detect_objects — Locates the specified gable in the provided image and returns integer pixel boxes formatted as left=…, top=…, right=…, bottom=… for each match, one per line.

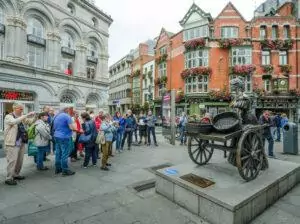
left=155, top=28, right=171, bottom=48
left=180, top=3, right=212, bottom=27
left=215, top=2, right=246, bottom=22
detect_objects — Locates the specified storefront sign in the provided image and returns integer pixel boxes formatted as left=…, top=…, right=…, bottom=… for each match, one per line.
left=0, top=90, right=34, bottom=101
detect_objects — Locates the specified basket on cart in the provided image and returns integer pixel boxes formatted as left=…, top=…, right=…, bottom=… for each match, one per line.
left=212, top=112, right=241, bottom=133
left=186, top=122, right=213, bottom=135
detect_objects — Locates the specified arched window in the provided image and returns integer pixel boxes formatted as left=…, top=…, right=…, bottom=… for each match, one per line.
left=60, top=94, right=74, bottom=103
left=27, top=18, right=44, bottom=38
left=0, top=7, right=4, bottom=24
left=88, top=42, right=97, bottom=57
left=61, top=32, right=74, bottom=49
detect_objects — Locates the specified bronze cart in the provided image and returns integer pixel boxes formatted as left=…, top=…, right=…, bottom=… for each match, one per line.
left=186, top=124, right=268, bottom=182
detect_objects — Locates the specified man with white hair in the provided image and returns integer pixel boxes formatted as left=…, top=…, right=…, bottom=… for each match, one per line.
left=121, top=109, right=136, bottom=150
left=52, top=105, right=77, bottom=176
left=4, top=103, right=35, bottom=185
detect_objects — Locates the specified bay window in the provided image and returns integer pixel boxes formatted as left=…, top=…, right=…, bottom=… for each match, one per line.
left=221, top=27, right=238, bottom=39
left=185, top=50, right=209, bottom=68
left=183, top=25, right=209, bottom=41
left=185, top=76, right=208, bottom=94
left=231, top=48, right=251, bottom=65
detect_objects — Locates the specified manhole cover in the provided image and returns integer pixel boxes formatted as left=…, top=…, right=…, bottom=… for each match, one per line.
left=180, top=173, right=214, bottom=188
left=133, top=181, right=156, bottom=192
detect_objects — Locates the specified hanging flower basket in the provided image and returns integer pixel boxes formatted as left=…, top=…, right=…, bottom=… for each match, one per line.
left=260, top=39, right=293, bottom=50
left=279, top=65, right=292, bottom=74
left=184, top=38, right=206, bottom=51
left=229, top=64, right=256, bottom=76
left=208, top=89, right=231, bottom=101
left=261, top=65, right=274, bottom=73
left=131, top=69, right=141, bottom=77
left=262, top=74, right=272, bottom=80
left=155, top=54, right=168, bottom=64
left=154, top=76, right=168, bottom=85
left=218, top=39, right=243, bottom=49
left=181, top=67, right=212, bottom=79
left=253, top=88, right=266, bottom=97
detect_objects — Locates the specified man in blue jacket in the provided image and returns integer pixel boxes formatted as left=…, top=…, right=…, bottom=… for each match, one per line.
left=259, top=111, right=275, bottom=158
left=121, top=110, right=136, bottom=150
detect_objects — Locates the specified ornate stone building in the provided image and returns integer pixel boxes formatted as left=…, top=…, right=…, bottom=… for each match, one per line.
left=0, top=0, right=112, bottom=131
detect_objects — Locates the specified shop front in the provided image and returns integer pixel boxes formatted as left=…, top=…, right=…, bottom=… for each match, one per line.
left=0, top=89, right=36, bottom=131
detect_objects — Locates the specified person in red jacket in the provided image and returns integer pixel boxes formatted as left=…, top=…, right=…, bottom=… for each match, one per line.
left=70, top=111, right=84, bottom=160
left=95, top=110, right=104, bottom=131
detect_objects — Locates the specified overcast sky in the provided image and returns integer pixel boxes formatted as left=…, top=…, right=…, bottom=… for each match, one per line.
left=95, top=0, right=266, bottom=66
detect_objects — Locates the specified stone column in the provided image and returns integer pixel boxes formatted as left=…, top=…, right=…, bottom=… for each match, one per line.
left=97, top=53, right=109, bottom=80
left=74, top=43, right=87, bottom=78
left=46, top=31, right=61, bottom=71
left=5, top=16, right=27, bottom=63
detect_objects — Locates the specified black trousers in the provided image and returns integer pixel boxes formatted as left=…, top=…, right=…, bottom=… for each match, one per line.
left=121, top=131, right=133, bottom=148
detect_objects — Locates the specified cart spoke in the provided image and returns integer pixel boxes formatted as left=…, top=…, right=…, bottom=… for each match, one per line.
left=192, top=148, right=200, bottom=155
left=200, top=151, right=203, bottom=163
left=195, top=149, right=201, bottom=161
left=242, top=159, right=250, bottom=170
left=241, top=155, right=250, bottom=161
left=203, top=149, right=208, bottom=162
left=205, top=148, right=212, bottom=155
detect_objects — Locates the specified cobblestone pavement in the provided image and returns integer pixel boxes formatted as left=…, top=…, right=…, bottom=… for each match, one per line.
left=0, top=132, right=299, bottom=224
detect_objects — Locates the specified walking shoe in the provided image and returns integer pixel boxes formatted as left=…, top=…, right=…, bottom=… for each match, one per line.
left=79, top=153, right=84, bottom=157
left=14, top=176, right=25, bottom=180
left=83, top=166, right=88, bottom=169
left=37, top=167, right=49, bottom=171
left=5, top=179, right=17, bottom=186
left=138, top=141, right=142, bottom=145
left=127, top=147, right=131, bottom=150
left=155, top=143, right=159, bottom=146
left=147, top=143, right=150, bottom=146
left=62, top=170, right=76, bottom=176
left=93, top=164, right=97, bottom=167
left=268, top=155, right=277, bottom=159
left=55, top=169, right=62, bottom=174
left=101, top=167, right=109, bottom=171
left=106, top=163, right=112, bottom=166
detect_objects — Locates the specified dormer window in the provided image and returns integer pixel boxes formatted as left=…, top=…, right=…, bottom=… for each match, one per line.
left=183, top=25, right=208, bottom=41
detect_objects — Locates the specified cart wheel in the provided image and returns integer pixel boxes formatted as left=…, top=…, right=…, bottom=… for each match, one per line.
left=188, top=136, right=214, bottom=166
left=236, top=129, right=264, bottom=181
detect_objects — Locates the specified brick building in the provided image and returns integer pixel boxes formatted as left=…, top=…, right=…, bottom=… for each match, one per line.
left=252, top=0, right=300, bottom=120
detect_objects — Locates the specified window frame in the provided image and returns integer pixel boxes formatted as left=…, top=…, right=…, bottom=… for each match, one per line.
left=279, top=51, right=288, bottom=65
left=27, top=18, right=44, bottom=38
left=27, top=44, right=44, bottom=68
left=271, top=25, right=278, bottom=40
left=185, top=49, right=209, bottom=69
left=185, top=75, right=209, bottom=94
left=260, top=26, right=267, bottom=40
left=183, top=25, right=209, bottom=41
left=158, top=62, right=167, bottom=77
left=261, top=51, right=271, bottom=65
left=264, top=80, right=271, bottom=92
left=221, top=26, right=239, bottom=39
left=61, top=32, right=75, bottom=49
left=231, top=47, right=252, bottom=66
left=283, top=25, right=290, bottom=39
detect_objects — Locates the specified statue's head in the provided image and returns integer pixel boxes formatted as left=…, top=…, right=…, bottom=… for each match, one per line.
left=230, top=77, right=245, bottom=92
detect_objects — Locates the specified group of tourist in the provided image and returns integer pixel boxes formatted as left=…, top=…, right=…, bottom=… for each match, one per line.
left=2, top=103, right=159, bottom=186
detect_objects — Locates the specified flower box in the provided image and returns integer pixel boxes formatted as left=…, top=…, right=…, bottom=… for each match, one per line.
left=262, top=74, right=272, bottom=80
left=253, top=88, right=266, bottom=97
left=279, top=65, right=292, bottom=74
left=155, top=54, right=168, bottom=64
left=181, top=67, right=212, bottom=79
left=218, top=39, right=243, bottom=49
left=261, top=65, right=274, bottom=73
left=154, top=76, right=168, bottom=85
left=131, top=69, right=141, bottom=77
left=184, top=38, right=206, bottom=51
left=260, top=39, right=293, bottom=50
left=229, top=64, right=256, bottom=76
left=208, top=89, right=231, bottom=101
left=289, top=89, right=300, bottom=96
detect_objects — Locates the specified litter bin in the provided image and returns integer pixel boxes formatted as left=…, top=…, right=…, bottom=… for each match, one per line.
left=282, top=122, right=298, bottom=155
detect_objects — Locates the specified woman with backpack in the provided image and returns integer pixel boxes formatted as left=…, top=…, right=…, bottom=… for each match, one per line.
left=33, top=112, right=52, bottom=171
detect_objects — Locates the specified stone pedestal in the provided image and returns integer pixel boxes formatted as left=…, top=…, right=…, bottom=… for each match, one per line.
left=155, top=160, right=300, bottom=224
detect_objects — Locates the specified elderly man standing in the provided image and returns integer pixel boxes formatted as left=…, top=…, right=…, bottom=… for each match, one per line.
left=53, top=106, right=77, bottom=176
left=4, top=103, right=35, bottom=185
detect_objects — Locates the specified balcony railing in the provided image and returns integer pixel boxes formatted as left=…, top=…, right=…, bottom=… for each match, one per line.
left=87, top=56, right=98, bottom=63
left=27, top=34, right=46, bottom=46
left=0, top=23, right=5, bottom=34
left=61, top=47, right=76, bottom=56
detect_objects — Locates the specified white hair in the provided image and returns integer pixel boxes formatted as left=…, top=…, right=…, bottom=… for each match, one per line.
left=12, top=103, right=24, bottom=110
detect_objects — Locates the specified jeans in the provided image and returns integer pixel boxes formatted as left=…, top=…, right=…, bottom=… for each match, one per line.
left=70, top=135, right=80, bottom=159
left=37, top=146, right=49, bottom=169
left=83, top=145, right=97, bottom=167
left=116, top=131, right=123, bottom=150
left=263, top=135, right=274, bottom=157
left=180, top=126, right=186, bottom=144
left=121, top=130, right=133, bottom=149
left=55, top=137, right=71, bottom=172
left=276, top=127, right=281, bottom=141
left=147, top=127, right=157, bottom=144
